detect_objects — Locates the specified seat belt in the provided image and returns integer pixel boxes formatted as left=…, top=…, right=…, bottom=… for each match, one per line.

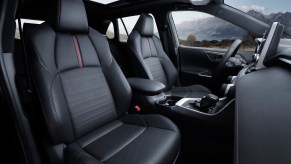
left=162, top=23, right=181, bottom=87
left=161, top=24, right=169, bottom=54
left=16, top=0, right=34, bottom=106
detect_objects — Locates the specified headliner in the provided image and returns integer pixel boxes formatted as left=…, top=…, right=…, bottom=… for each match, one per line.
left=19, top=0, right=221, bottom=21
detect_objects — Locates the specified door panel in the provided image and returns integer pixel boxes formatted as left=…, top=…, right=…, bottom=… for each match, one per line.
left=179, top=46, right=254, bottom=86
left=179, top=46, right=225, bottom=86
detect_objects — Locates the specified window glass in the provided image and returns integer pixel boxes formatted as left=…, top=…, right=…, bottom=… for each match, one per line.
left=171, top=11, right=257, bottom=51
left=15, top=19, right=44, bottom=39
left=106, top=22, right=115, bottom=39
left=118, top=18, right=129, bottom=42
left=118, top=14, right=159, bottom=42
left=225, top=0, right=291, bottom=34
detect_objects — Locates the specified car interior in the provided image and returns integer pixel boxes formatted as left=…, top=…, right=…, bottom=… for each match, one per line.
left=1, top=0, right=291, bottom=163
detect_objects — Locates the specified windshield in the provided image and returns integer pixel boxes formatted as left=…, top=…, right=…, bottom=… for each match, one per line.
left=224, top=0, right=291, bottom=35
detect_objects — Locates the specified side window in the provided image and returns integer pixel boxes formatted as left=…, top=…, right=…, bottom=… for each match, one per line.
left=171, top=11, right=257, bottom=51
left=106, top=22, right=115, bottom=39
left=118, top=14, right=159, bottom=42
left=118, top=17, right=132, bottom=42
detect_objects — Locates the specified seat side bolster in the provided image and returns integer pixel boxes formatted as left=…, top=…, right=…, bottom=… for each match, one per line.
left=152, top=35, right=178, bottom=89
left=128, top=31, right=154, bottom=79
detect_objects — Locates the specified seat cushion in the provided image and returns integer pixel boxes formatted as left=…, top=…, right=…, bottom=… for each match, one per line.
left=166, top=85, right=211, bottom=98
left=65, top=114, right=180, bottom=164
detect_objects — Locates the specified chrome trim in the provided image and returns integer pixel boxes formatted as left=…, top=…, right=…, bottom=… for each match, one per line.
left=279, top=58, right=291, bottom=65
left=175, top=98, right=200, bottom=107
left=198, top=72, right=212, bottom=78
left=176, top=98, right=235, bottom=116
left=224, top=84, right=234, bottom=96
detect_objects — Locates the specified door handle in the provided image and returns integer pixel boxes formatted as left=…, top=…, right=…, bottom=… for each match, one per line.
left=198, top=71, right=212, bottom=78
left=203, top=51, right=225, bottom=62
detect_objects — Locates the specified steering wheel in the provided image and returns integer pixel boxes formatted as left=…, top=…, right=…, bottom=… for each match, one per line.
left=212, top=39, right=242, bottom=79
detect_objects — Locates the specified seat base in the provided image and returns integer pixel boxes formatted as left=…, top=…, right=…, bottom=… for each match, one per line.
left=166, top=85, right=211, bottom=98
left=65, top=114, right=180, bottom=164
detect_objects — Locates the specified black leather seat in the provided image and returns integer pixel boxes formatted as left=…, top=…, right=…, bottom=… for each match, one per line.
left=128, top=14, right=211, bottom=98
left=25, top=0, right=180, bottom=163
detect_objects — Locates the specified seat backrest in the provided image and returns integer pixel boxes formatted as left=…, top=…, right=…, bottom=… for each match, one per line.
left=25, top=0, right=132, bottom=144
left=128, top=14, right=178, bottom=90
left=98, top=20, right=135, bottom=77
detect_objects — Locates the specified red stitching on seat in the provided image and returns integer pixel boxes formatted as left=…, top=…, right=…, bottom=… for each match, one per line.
left=72, top=35, right=83, bottom=68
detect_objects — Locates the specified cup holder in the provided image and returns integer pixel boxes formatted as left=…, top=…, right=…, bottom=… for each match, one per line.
left=156, top=96, right=183, bottom=107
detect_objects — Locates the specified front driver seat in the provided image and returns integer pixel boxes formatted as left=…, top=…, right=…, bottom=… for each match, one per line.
left=26, top=0, right=180, bottom=163
left=128, top=14, right=212, bottom=98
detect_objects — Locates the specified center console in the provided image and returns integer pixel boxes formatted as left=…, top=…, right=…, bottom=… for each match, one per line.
left=154, top=93, right=234, bottom=128
left=156, top=95, right=183, bottom=107
left=176, top=97, right=228, bottom=115
left=156, top=95, right=230, bottom=115
left=127, top=78, right=235, bottom=129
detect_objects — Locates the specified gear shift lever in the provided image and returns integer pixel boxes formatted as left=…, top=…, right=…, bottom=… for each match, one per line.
left=194, top=94, right=219, bottom=111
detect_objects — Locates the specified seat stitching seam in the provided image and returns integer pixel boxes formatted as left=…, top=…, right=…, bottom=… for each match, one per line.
left=103, top=126, right=146, bottom=161
left=124, top=116, right=175, bottom=132
left=82, top=122, right=123, bottom=147
left=31, top=27, right=53, bottom=75
left=87, top=32, right=102, bottom=67
left=88, top=30, right=113, bottom=68
left=50, top=75, right=69, bottom=142
left=152, top=36, right=169, bottom=87
left=29, top=64, right=56, bottom=141
left=68, top=147, right=93, bottom=164
left=58, top=74, right=77, bottom=139
left=146, top=126, right=176, bottom=132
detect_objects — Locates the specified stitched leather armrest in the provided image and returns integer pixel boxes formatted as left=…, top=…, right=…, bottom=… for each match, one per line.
left=127, top=78, right=166, bottom=96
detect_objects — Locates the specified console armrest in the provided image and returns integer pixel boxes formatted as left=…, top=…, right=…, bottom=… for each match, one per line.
left=127, top=78, right=166, bottom=96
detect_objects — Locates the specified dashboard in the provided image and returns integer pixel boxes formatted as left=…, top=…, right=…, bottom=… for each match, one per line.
left=238, top=22, right=285, bottom=77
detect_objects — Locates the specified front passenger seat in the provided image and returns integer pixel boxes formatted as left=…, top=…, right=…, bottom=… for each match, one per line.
left=128, top=14, right=212, bottom=98
left=26, top=0, right=180, bottom=163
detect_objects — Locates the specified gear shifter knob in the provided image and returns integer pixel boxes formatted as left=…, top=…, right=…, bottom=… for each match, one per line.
left=194, top=94, right=219, bottom=110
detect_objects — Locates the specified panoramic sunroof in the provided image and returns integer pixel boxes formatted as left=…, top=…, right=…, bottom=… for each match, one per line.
left=89, top=0, right=119, bottom=5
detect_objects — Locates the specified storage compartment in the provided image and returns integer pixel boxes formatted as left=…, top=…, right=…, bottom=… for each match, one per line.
left=156, top=96, right=183, bottom=107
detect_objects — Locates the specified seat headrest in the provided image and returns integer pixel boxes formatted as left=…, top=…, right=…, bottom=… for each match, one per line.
left=133, top=14, right=154, bottom=37
left=48, top=0, right=88, bottom=33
